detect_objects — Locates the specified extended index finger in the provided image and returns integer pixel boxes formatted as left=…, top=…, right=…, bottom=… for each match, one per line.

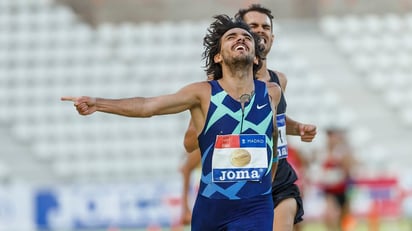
left=61, top=96, right=77, bottom=102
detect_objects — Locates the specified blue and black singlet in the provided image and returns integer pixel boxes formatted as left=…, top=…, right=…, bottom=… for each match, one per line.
left=269, top=70, right=299, bottom=197
left=191, top=79, right=275, bottom=231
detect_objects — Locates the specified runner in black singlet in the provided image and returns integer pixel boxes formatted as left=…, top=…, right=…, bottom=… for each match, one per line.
left=268, top=70, right=304, bottom=225
left=236, top=5, right=317, bottom=231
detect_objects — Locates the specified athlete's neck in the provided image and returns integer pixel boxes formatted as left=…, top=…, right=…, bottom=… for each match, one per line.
left=218, top=77, right=255, bottom=101
left=255, top=60, right=270, bottom=82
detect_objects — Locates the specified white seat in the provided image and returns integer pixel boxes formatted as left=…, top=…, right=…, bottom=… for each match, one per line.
left=52, top=5, right=76, bottom=26
left=374, top=52, right=395, bottom=71
left=96, top=22, right=117, bottom=44
left=336, top=36, right=358, bottom=55
left=0, top=10, right=13, bottom=30
left=348, top=126, right=372, bottom=150
left=400, top=107, right=412, bottom=127
left=382, top=13, right=404, bottom=33
left=0, top=161, right=10, bottom=179
left=341, top=14, right=362, bottom=35
left=400, top=32, right=412, bottom=53
left=52, top=160, right=72, bottom=178
left=33, top=141, right=56, bottom=159
left=365, top=70, right=388, bottom=92
left=405, top=12, right=412, bottom=31
left=391, top=70, right=409, bottom=90
left=350, top=53, right=373, bottom=73
left=383, top=89, right=404, bottom=109
left=117, top=22, right=138, bottom=44
left=69, top=24, right=94, bottom=46
left=380, top=34, right=400, bottom=53
left=362, top=14, right=382, bottom=35
left=175, top=20, right=205, bottom=43
left=156, top=20, right=177, bottom=44
left=136, top=21, right=157, bottom=45
left=358, top=35, right=379, bottom=54
left=319, top=15, right=342, bottom=38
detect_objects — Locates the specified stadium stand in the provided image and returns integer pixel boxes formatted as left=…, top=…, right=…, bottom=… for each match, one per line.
left=2, top=1, right=412, bottom=230
left=0, top=0, right=411, bottom=186
left=317, top=12, right=412, bottom=176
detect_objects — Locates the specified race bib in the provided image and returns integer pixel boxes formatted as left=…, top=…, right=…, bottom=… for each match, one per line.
left=212, top=134, right=268, bottom=182
left=276, top=113, right=288, bottom=159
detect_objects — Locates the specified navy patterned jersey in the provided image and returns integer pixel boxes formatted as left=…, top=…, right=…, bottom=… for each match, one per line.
left=197, top=79, right=275, bottom=200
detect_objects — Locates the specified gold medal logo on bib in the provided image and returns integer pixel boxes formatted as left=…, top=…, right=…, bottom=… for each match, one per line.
left=230, top=149, right=251, bottom=167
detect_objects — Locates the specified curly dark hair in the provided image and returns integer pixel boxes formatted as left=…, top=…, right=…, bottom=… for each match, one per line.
left=202, top=14, right=263, bottom=80
left=234, top=4, right=274, bottom=32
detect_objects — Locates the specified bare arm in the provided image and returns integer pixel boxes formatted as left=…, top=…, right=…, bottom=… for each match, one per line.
left=267, top=82, right=281, bottom=181
left=274, top=70, right=288, bottom=92
left=274, top=70, right=317, bottom=142
left=61, top=82, right=206, bottom=118
left=183, top=119, right=199, bottom=153
left=181, top=75, right=214, bottom=154
left=285, top=116, right=317, bottom=142
left=180, top=149, right=201, bottom=225
left=271, top=154, right=279, bottom=182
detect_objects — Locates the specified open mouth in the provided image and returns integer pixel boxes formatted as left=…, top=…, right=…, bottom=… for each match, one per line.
left=258, top=38, right=266, bottom=52
left=260, top=37, right=266, bottom=46
left=234, top=44, right=247, bottom=51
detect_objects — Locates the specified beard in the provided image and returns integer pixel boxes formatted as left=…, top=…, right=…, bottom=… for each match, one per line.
left=258, top=38, right=271, bottom=58
left=258, top=38, right=266, bottom=53
left=224, top=53, right=255, bottom=70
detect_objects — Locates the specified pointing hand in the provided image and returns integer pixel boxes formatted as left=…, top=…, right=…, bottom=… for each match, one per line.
left=61, top=96, right=97, bottom=116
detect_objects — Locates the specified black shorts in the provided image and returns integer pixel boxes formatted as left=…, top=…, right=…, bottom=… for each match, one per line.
left=325, top=191, right=347, bottom=209
left=272, top=183, right=304, bottom=224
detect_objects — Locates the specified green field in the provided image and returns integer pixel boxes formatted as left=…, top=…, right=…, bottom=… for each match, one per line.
left=98, top=218, right=411, bottom=231
left=300, top=219, right=412, bottom=231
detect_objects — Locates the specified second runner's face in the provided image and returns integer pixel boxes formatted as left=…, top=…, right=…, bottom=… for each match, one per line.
left=242, top=11, right=274, bottom=57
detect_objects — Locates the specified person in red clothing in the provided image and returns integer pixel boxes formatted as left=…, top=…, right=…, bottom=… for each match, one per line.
left=319, top=128, right=356, bottom=231
left=285, top=143, right=308, bottom=231
left=287, top=144, right=307, bottom=194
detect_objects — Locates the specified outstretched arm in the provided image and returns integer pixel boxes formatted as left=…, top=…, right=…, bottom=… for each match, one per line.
left=61, top=96, right=152, bottom=117
left=61, top=82, right=206, bottom=118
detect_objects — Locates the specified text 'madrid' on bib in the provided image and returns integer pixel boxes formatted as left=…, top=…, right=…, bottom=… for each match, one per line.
left=212, top=134, right=268, bottom=182
left=277, top=113, right=288, bottom=159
